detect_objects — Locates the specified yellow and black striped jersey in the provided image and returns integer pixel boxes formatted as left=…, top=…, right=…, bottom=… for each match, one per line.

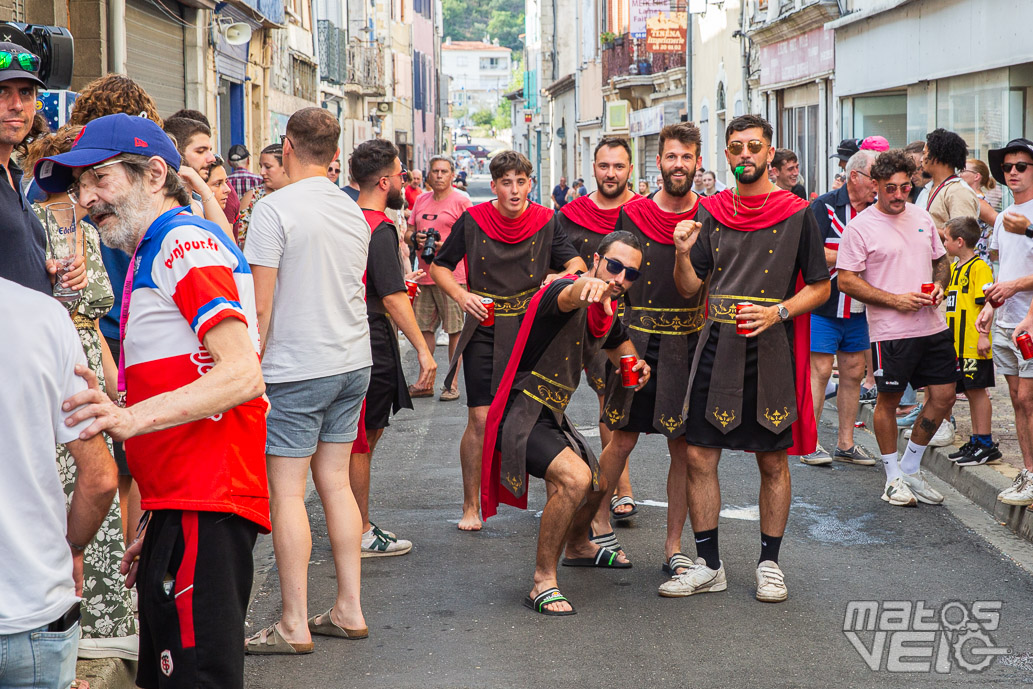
left=945, top=256, right=993, bottom=360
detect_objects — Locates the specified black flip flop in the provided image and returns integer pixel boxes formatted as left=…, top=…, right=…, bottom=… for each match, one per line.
left=662, top=552, right=695, bottom=576
left=524, top=587, right=576, bottom=616
left=561, top=546, right=632, bottom=568
left=589, top=529, right=624, bottom=554
left=610, top=495, right=638, bottom=520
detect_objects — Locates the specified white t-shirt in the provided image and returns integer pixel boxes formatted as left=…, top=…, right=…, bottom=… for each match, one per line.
left=0, top=278, right=92, bottom=634
left=244, top=176, right=372, bottom=383
left=989, top=198, right=1033, bottom=328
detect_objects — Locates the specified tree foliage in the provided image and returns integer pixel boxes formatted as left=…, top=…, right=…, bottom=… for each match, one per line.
left=443, top=0, right=524, bottom=53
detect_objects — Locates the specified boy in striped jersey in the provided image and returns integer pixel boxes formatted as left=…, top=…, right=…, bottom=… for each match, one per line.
left=943, top=216, right=1000, bottom=464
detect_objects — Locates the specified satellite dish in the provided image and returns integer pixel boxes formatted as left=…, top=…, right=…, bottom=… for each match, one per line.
left=223, top=22, right=252, bottom=46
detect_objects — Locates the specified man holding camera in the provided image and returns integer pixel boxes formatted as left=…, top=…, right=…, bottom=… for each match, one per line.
left=406, top=154, right=472, bottom=401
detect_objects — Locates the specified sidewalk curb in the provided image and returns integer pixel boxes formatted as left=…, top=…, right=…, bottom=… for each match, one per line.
left=854, top=402, right=1033, bottom=544
left=75, top=657, right=137, bottom=689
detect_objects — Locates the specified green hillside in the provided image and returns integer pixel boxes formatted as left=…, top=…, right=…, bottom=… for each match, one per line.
left=442, top=0, right=524, bottom=53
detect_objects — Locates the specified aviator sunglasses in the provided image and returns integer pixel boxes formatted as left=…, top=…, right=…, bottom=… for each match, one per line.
left=604, top=257, right=641, bottom=281
left=726, top=139, right=766, bottom=156
left=0, top=50, right=40, bottom=72
left=1002, top=162, right=1032, bottom=174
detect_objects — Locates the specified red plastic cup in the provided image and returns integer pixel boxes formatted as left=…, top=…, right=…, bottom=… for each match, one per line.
left=736, top=302, right=753, bottom=335
left=480, top=297, right=495, bottom=326
left=1018, top=332, right=1033, bottom=360
left=921, top=283, right=935, bottom=295
left=620, top=355, right=639, bottom=388
left=405, top=280, right=418, bottom=304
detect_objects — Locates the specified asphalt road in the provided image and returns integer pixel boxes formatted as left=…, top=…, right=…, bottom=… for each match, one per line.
left=244, top=178, right=1033, bottom=688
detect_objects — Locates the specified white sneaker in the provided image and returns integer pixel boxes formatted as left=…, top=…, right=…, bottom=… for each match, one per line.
left=902, top=419, right=954, bottom=447
left=77, top=634, right=139, bottom=661
left=658, top=558, right=727, bottom=598
left=902, top=470, right=944, bottom=505
left=435, top=330, right=449, bottom=346
left=360, top=524, right=413, bottom=558
left=800, top=445, right=833, bottom=466
left=755, top=560, right=788, bottom=602
left=999, top=470, right=1033, bottom=506
left=881, top=477, right=918, bottom=507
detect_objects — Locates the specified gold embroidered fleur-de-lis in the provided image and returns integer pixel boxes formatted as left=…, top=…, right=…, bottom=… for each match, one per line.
left=536, top=385, right=570, bottom=410
left=764, top=406, right=791, bottom=427
left=606, top=407, right=625, bottom=425
left=712, top=407, right=736, bottom=428
left=504, top=473, right=523, bottom=493
left=660, top=414, right=683, bottom=433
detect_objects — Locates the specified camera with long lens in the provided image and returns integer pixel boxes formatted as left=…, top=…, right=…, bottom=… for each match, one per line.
left=2, top=23, right=74, bottom=90
left=420, top=228, right=441, bottom=263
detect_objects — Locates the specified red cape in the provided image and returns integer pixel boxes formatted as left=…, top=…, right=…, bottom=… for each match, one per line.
left=787, top=274, right=817, bottom=456
left=559, top=193, right=639, bottom=234
left=699, top=187, right=807, bottom=232
left=621, top=194, right=699, bottom=244
left=480, top=275, right=602, bottom=519
left=467, top=200, right=553, bottom=244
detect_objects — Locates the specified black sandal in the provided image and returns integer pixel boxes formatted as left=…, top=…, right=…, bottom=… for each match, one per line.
left=610, top=495, right=638, bottom=520
left=524, top=587, right=576, bottom=616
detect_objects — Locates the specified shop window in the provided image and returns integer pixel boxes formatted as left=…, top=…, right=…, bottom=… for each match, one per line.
left=782, top=104, right=818, bottom=196
left=852, top=94, right=907, bottom=148
left=935, top=69, right=1009, bottom=163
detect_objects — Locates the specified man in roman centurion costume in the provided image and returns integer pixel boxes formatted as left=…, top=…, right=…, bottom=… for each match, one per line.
left=556, top=136, right=640, bottom=522
left=586, top=122, right=707, bottom=574
left=430, top=151, right=586, bottom=531
left=669, top=113, right=830, bottom=603
left=480, top=231, right=649, bottom=616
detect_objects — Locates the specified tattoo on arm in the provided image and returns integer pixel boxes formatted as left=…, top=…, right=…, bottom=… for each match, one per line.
left=918, top=416, right=938, bottom=434
left=932, top=255, right=950, bottom=288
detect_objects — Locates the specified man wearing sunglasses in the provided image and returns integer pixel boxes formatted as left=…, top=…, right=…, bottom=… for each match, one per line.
left=0, top=42, right=87, bottom=296
left=481, top=230, right=649, bottom=615
left=599, top=122, right=708, bottom=574
left=431, top=150, right=585, bottom=532
left=837, top=150, right=958, bottom=509
left=977, top=138, right=1033, bottom=507
left=671, top=114, right=830, bottom=603
left=556, top=136, right=641, bottom=528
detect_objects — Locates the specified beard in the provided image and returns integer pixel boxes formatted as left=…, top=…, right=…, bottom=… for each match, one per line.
left=92, top=184, right=153, bottom=253
left=660, top=164, right=695, bottom=197
left=737, top=163, right=769, bottom=185
left=921, top=169, right=933, bottom=181
left=387, top=186, right=405, bottom=210
left=596, top=176, right=628, bottom=199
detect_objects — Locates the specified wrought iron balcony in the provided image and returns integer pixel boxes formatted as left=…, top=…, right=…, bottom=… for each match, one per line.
left=601, top=33, right=685, bottom=84
left=344, top=40, right=386, bottom=96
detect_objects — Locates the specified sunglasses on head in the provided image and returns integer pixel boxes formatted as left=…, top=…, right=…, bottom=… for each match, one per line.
left=0, top=50, right=40, bottom=72
left=726, top=139, right=765, bottom=155
left=603, top=257, right=641, bottom=282
left=1002, top=162, right=1033, bottom=174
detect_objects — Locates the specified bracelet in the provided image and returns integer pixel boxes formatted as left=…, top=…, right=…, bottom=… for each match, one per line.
left=202, top=193, right=215, bottom=205
left=66, top=537, right=88, bottom=552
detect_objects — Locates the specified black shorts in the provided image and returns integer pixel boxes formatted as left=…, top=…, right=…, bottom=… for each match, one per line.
left=957, top=358, right=995, bottom=392
left=871, top=330, right=960, bottom=393
left=364, top=315, right=412, bottom=430
left=136, top=510, right=258, bottom=689
left=462, top=325, right=495, bottom=408
left=103, top=336, right=131, bottom=477
left=620, top=333, right=661, bottom=434
left=508, top=407, right=589, bottom=479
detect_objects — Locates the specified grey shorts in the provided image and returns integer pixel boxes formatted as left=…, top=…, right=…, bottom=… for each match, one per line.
left=264, top=367, right=372, bottom=457
left=993, top=325, right=1033, bottom=378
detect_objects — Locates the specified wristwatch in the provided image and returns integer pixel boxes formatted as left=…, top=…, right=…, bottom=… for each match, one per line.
left=776, top=304, right=790, bottom=321
left=1024, top=224, right=1033, bottom=239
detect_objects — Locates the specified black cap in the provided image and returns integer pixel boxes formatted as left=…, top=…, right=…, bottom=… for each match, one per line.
left=830, top=138, right=861, bottom=163
left=0, top=42, right=45, bottom=89
left=227, top=144, right=250, bottom=162
left=988, top=138, right=1033, bottom=185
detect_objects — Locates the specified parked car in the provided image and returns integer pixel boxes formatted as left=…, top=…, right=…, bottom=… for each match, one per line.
left=455, top=143, right=490, bottom=159
left=453, top=126, right=472, bottom=144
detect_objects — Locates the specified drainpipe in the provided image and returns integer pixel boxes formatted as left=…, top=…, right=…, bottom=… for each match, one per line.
left=109, top=0, right=127, bottom=73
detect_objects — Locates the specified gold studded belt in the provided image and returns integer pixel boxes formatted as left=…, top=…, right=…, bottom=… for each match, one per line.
left=471, top=287, right=539, bottom=318
left=627, top=305, right=705, bottom=335
left=707, top=294, right=781, bottom=324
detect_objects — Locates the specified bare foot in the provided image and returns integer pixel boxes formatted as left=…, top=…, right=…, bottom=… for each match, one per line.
left=529, top=585, right=573, bottom=613
left=327, top=606, right=366, bottom=632
left=458, top=509, right=482, bottom=531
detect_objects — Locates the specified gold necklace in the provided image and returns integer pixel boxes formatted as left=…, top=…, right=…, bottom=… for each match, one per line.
left=732, top=183, right=777, bottom=216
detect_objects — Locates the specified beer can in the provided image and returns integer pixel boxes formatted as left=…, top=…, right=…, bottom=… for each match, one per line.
left=921, top=283, right=935, bottom=295
left=480, top=297, right=495, bottom=327
left=984, top=283, right=1003, bottom=308
left=1018, top=332, right=1033, bottom=360
left=405, top=280, right=419, bottom=304
left=735, top=302, right=753, bottom=335
left=620, top=355, right=639, bottom=388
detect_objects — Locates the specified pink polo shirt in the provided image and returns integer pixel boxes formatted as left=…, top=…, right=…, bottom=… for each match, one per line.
left=835, top=203, right=948, bottom=343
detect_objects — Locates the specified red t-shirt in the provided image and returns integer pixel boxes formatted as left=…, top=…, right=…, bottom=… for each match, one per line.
left=405, top=185, right=423, bottom=211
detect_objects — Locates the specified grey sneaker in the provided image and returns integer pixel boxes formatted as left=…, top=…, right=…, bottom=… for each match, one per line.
left=800, top=445, right=833, bottom=466
left=902, top=470, right=944, bottom=505
left=834, top=445, right=877, bottom=466
left=360, top=523, right=412, bottom=558
left=881, top=477, right=918, bottom=507
left=658, top=558, right=727, bottom=598
left=859, top=385, right=878, bottom=404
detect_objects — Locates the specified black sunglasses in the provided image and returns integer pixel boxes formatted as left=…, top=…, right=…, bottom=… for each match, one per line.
left=1002, top=162, right=1032, bottom=174
left=604, top=257, right=641, bottom=282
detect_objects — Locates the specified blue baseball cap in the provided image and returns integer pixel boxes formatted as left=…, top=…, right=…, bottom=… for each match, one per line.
left=34, top=113, right=181, bottom=193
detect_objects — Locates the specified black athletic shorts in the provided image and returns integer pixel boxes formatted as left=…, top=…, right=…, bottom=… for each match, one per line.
left=870, top=330, right=960, bottom=393
left=103, top=336, right=132, bottom=477
left=462, top=324, right=495, bottom=408
left=620, top=333, right=661, bottom=434
left=957, top=358, right=995, bottom=392
left=136, top=510, right=258, bottom=689
left=364, top=315, right=411, bottom=430
left=497, top=405, right=590, bottom=479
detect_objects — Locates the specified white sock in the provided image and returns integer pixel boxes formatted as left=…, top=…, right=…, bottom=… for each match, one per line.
left=882, top=452, right=902, bottom=481
left=900, top=440, right=927, bottom=475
